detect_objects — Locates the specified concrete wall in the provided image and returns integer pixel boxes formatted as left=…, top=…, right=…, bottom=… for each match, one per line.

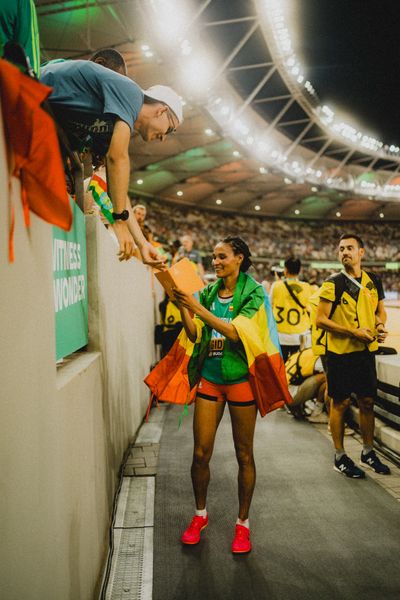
left=0, top=110, right=159, bottom=599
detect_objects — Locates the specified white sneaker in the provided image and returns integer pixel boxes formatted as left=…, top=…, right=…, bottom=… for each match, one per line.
left=308, top=412, right=329, bottom=424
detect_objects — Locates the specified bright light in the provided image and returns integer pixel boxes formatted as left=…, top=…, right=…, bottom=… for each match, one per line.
left=311, top=186, right=318, bottom=192
left=144, top=51, right=154, bottom=58
left=294, top=209, right=300, bottom=215
left=216, top=199, right=222, bottom=205
left=180, top=55, right=215, bottom=95
left=336, top=211, right=341, bottom=217
left=255, top=205, right=261, bottom=211
left=379, top=212, right=385, bottom=218
left=233, top=151, right=240, bottom=157
left=259, top=167, right=268, bottom=174
left=141, top=44, right=150, bottom=51
left=177, top=190, right=183, bottom=196
left=136, top=179, right=143, bottom=185
left=204, top=128, right=214, bottom=136
left=150, top=0, right=191, bottom=44
left=284, top=177, right=292, bottom=184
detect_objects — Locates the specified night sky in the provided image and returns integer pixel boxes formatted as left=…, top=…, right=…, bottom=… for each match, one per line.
left=300, top=0, right=400, bottom=145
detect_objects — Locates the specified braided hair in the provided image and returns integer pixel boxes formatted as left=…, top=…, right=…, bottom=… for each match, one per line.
left=222, top=236, right=252, bottom=272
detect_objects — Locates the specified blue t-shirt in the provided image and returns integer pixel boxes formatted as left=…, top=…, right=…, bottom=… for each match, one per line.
left=41, top=60, right=144, bottom=154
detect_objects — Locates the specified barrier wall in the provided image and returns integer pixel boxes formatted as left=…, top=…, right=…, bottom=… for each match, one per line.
left=0, top=110, right=159, bottom=599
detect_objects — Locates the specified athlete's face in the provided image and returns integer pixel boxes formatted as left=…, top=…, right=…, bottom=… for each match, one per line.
left=212, top=243, right=243, bottom=278
left=338, top=238, right=364, bottom=269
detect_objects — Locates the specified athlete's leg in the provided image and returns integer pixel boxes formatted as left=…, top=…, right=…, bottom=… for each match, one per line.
left=228, top=403, right=257, bottom=520
left=191, top=397, right=225, bottom=510
left=330, top=396, right=351, bottom=451
left=357, top=395, right=375, bottom=447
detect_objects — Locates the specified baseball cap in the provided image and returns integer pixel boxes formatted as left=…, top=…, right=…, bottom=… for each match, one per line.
left=143, top=85, right=184, bottom=124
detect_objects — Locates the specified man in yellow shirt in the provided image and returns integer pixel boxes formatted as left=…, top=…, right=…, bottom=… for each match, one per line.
left=270, top=257, right=311, bottom=361
left=316, top=234, right=391, bottom=478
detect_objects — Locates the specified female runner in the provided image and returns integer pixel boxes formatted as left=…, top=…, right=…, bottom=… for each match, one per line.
left=146, top=236, right=290, bottom=554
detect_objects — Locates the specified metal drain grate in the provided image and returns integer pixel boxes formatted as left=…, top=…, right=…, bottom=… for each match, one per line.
left=114, top=478, right=154, bottom=529
left=103, top=477, right=154, bottom=599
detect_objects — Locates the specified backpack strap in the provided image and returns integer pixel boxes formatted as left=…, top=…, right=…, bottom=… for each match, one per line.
left=283, top=281, right=306, bottom=310
left=328, top=273, right=346, bottom=319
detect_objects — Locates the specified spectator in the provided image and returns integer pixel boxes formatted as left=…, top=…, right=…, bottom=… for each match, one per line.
left=90, top=47, right=127, bottom=75
left=177, top=235, right=205, bottom=279
left=316, top=233, right=391, bottom=478
left=270, top=257, right=312, bottom=361
left=40, top=59, right=183, bottom=262
left=0, top=0, right=40, bottom=76
left=133, top=204, right=147, bottom=230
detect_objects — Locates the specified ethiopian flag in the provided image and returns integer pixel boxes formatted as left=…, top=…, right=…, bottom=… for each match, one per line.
left=88, top=173, right=115, bottom=224
left=145, top=272, right=292, bottom=416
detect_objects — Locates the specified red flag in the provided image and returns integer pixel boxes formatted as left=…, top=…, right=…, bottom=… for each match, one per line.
left=0, top=59, right=72, bottom=246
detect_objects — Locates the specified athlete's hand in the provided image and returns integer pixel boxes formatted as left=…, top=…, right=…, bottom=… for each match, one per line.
left=352, top=327, right=375, bottom=343
left=173, top=287, right=201, bottom=313
left=113, top=221, right=135, bottom=261
left=139, top=241, right=167, bottom=269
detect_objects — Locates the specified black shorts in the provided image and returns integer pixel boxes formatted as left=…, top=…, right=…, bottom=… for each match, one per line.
left=326, top=350, right=377, bottom=401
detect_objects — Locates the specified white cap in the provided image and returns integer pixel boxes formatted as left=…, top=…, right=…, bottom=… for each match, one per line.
left=143, top=85, right=184, bottom=124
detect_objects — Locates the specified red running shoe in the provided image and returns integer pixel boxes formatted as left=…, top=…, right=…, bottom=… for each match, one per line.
left=181, top=514, right=208, bottom=545
left=231, top=524, right=251, bottom=554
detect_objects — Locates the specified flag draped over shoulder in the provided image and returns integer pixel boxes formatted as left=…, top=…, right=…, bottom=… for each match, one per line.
left=145, top=272, right=292, bottom=417
left=0, top=58, right=71, bottom=260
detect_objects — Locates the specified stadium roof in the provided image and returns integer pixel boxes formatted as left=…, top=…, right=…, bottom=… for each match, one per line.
left=37, top=0, right=400, bottom=221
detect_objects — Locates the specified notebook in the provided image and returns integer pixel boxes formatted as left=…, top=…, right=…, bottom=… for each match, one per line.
left=155, top=257, right=204, bottom=300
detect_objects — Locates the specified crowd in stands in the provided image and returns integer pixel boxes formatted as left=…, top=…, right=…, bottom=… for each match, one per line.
left=143, top=199, right=400, bottom=293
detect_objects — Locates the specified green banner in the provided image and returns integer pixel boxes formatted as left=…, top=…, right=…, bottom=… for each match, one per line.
left=53, top=198, right=88, bottom=360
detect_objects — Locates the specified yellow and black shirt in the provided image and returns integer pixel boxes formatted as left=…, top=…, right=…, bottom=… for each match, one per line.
left=271, top=279, right=311, bottom=335
left=319, top=271, right=384, bottom=355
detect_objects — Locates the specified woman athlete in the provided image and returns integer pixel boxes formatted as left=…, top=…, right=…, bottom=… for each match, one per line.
left=145, top=235, right=291, bottom=554
left=173, top=237, right=262, bottom=553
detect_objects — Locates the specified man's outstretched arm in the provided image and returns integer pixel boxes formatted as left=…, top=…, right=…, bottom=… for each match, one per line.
left=106, top=120, right=134, bottom=260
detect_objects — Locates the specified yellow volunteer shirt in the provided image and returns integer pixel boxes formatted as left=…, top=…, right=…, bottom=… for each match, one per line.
left=309, top=288, right=326, bottom=356
left=162, top=301, right=182, bottom=332
left=319, top=271, right=381, bottom=354
left=272, top=279, right=311, bottom=334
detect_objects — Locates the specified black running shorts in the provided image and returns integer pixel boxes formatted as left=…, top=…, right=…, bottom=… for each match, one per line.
left=326, top=350, right=377, bottom=401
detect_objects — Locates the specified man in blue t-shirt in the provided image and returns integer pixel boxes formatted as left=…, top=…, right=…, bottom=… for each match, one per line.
left=41, top=60, right=183, bottom=261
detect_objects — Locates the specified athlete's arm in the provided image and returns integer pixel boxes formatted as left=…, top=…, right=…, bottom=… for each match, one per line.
left=173, top=288, right=240, bottom=342
left=316, top=298, right=374, bottom=343
left=178, top=306, right=197, bottom=343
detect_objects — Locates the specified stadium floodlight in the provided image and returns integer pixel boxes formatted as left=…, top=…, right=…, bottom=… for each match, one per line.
left=180, top=54, right=216, bottom=96
left=336, top=211, right=341, bottom=217
left=379, top=212, right=385, bottom=218
left=255, top=205, right=261, bottom=211
left=216, top=199, right=222, bottom=205
left=177, top=190, right=183, bottom=196
left=137, top=179, right=143, bottom=185
left=259, top=0, right=399, bottom=163
left=294, top=209, right=300, bottom=215
left=148, top=0, right=192, bottom=46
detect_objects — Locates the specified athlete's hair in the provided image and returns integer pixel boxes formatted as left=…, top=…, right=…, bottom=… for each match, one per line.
left=90, top=48, right=127, bottom=75
left=222, top=236, right=252, bottom=272
left=339, top=233, right=364, bottom=248
left=284, top=256, right=301, bottom=275
left=133, top=204, right=146, bottom=212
